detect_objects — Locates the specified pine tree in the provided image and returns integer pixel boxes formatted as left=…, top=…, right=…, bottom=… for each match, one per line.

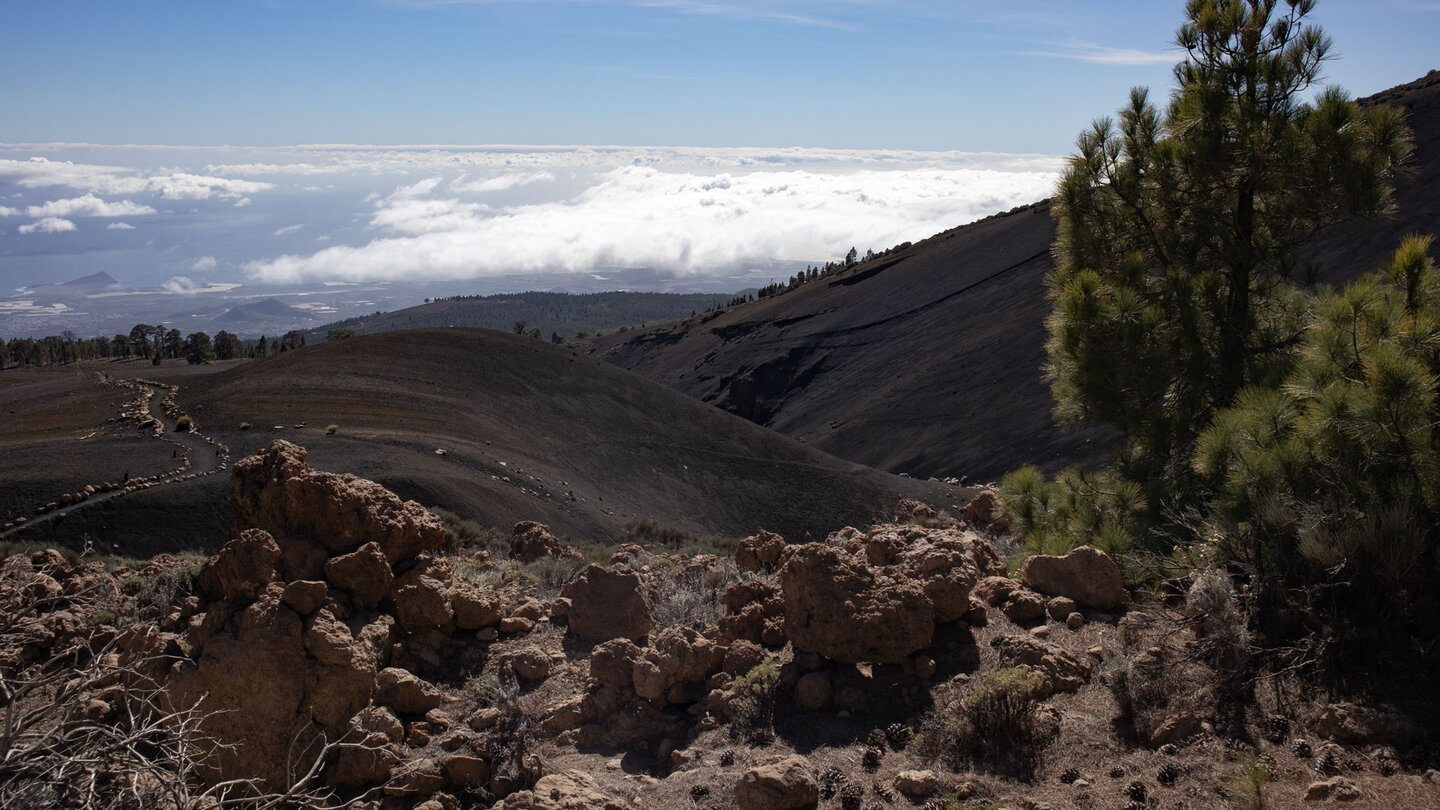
left=1045, top=0, right=1411, bottom=512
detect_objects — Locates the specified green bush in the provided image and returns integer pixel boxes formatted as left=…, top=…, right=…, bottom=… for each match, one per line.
left=120, top=575, right=148, bottom=596
left=1000, top=465, right=1143, bottom=559
left=430, top=507, right=508, bottom=556
left=730, top=658, right=781, bottom=735
left=618, top=519, right=738, bottom=556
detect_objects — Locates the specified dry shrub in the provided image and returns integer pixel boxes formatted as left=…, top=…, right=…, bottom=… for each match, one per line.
left=0, top=559, right=355, bottom=808
left=729, top=658, right=780, bottom=737
left=651, top=559, right=744, bottom=629
left=918, top=667, right=1055, bottom=780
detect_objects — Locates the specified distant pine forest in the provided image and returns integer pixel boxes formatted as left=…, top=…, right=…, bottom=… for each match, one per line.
left=304, top=290, right=752, bottom=343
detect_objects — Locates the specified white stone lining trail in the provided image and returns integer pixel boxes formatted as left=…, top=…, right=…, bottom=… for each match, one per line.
left=0, top=373, right=231, bottom=541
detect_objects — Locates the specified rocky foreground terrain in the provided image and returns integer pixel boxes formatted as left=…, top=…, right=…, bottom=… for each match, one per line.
left=3, top=442, right=1437, bottom=809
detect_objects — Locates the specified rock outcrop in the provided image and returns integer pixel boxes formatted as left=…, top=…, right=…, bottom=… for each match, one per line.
left=229, top=440, right=446, bottom=570
left=161, top=441, right=509, bottom=790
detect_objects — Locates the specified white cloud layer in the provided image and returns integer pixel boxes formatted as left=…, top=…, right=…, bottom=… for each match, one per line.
left=247, top=163, right=1058, bottom=283
left=163, top=276, right=201, bottom=294
left=0, top=205, right=18, bottom=216
left=25, top=193, right=156, bottom=218
left=107, top=222, right=136, bottom=230
left=18, top=216, right=76, bottom=235
left=198, top=144, right=1061, bottom=178
left=0, top=157, right=273, bottom=200
left=450, top=171, right=555, bottom=193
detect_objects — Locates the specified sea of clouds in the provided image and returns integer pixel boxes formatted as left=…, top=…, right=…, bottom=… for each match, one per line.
left=0, top=144, right=1063, bottom=292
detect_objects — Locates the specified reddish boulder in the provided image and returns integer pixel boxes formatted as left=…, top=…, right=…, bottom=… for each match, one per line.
left=325, top=542, right=393, bottom=610
left=196, top=529, right=280, bottom=602
left=562, top=565, right=652, bottom=643
left=1019, top=546, right=1127, bottom=610
left=230, top=440, right=445, bottom=563
left=780, top=543, right=935, bottom=664
left=735, top=530, right=787, bottom=573
left=509, top=521, right=580, bottom=563
left=734, top=756, right=818, bottom=810
left=895, top=498, right=938, bottom=524
left=388, top=567, right=453, bottom=633
left=450, top=583, right=504, bottom=629
left=589, top=639, right=643, bottom=689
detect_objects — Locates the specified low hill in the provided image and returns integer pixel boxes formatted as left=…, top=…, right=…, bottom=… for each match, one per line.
left=215, top=298, right=311, bottom=325
left=4, top=329, right=961, bottom=554
left=306, top=290, right=743, bottom=343
left=593, top=71, right=1440, bottom=483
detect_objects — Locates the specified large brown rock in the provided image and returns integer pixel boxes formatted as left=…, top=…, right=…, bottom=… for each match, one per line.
left=734, top=756, right=818, bottom=810
left=780, top=543, right=934, bottom=664
left=509, top=521, right=580, bottom=564
left=494, top=770, right=624, bottom=809
left=994, top=635, right=1094, bottom=695
left=779, top=524, right=992, bottom=664
left=962, top=488, right=1010, bottom=533
left=451, top=582, right=504, bottom=629
left=1019, top=546, right=1127, bottom=610
left=388, top=566, right=454, bottom=633
left=1315, top=703, right=1423, bottom=747
left=325, top=542, right=393, bottom=609
left=167, top=584, right=381, bottom=788
left=230, top=440, right=445, bottom=564
left=196, top=529, right=281, bottom=602
left=632, top=626, right=714, bottom=701
left=376, top=667, right=445, bottom=714
left=735, top=530, right=787, bottom=573
left=562, top=565, right=652, bottom=643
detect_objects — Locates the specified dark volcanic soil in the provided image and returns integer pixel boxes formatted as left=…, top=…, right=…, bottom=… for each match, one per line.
left=1, top=330, right=965, bottom=555
left=595, top=71, right=1440, bottom=483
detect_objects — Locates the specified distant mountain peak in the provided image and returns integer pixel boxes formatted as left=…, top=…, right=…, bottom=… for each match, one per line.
left=217, top=298, right=309, bottom=323
left=62, top=271, right=119, bottom=287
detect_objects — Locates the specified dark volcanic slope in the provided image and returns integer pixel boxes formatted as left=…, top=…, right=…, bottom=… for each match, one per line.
left=597, top=203, right=1110, bottom=483
left=595, top=72, right=1440, bottom=483
left=168, top=329, right=960, bottom=548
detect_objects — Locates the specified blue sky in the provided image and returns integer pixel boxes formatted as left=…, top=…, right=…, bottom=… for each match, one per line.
left=4, top=1, right=1435, bottom=153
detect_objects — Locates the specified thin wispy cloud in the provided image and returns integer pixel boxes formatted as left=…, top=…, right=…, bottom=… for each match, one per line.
left=26, top=194, right=156, bottom=218
left=273, top=224, right=305, bottom=236
left=18, top=216, right=76, bottom=235
left=192, top=256, right=218, bottom=271
left=107, top=222, right=136, bottom=230
left=1019, top=39, right=1174, bottom=66
left=0, top=158, right=273, bottom=200
left=387, top=0, right=861, bottom=29
left=450, top=171, right=555, bottom=193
